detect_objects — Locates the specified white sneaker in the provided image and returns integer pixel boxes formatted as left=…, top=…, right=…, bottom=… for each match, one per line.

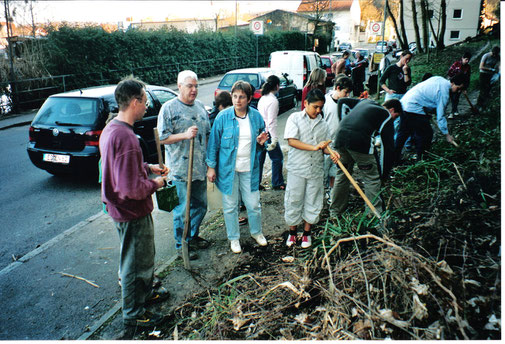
left=454, top=112, right=459, bottom=116
left=448, top=113, right=454, bottom=119
left=286, top=234, right=297, bottom=247
left=301, top=235, right=312, bottom=248
left=230, top=240, right=242, bottom=253
left=252, top=233, right=268, bottom=246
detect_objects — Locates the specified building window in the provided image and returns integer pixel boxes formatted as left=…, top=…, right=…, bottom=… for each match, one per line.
left=453, top=9, right=462, bottom=19
left=450, top=31, right=460, bottom=39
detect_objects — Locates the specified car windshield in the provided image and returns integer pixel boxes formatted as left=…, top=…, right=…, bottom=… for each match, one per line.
left=220, top=73, right=260, bottom=89
left=32, top=97, right=99, bottom=126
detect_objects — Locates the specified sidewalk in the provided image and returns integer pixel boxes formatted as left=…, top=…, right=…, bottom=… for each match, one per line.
left=0, top=110, right=37, bottom=130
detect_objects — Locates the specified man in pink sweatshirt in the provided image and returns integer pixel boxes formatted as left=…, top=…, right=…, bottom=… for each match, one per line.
left=100, top=77, right=169, bottom=333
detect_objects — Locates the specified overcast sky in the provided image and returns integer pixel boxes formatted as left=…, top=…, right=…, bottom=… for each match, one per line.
left=15, top=1, right=301, bottom=25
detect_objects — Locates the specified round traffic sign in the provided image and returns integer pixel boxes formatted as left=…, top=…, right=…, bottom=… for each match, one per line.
left=371, top=22, right=381, bottom=34
left=253, top=21, right=261, bottom=30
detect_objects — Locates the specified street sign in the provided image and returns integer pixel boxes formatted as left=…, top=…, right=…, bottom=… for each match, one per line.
left=251, top=20, right=264, bottom=35
left=371, top=22, right=382, bottom=35
left=373, top=52, right=384, bottom=64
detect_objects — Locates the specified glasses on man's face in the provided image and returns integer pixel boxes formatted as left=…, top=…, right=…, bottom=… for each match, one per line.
left=137, top=97, right=150, bottom=107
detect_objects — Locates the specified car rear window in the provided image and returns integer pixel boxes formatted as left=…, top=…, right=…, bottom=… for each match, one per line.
left=32, top=97, right=100, bottom=126
left=220, top=73, right=260, bottom=89
left=151, top=89, right=176, bottom=105
left=321, top=58, right=332, bottom=68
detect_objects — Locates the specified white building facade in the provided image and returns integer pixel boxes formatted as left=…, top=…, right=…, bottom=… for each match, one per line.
left=296, top=0, right=361, bottom=46
left=402, top=0, right=481, bottom=47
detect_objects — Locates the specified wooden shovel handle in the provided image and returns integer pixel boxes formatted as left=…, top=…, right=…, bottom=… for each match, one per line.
left=327, top=146, right=382, bottom=220
left=153, top=128, right=165, bottom=169
left=463, top=92, right=479, bottom=114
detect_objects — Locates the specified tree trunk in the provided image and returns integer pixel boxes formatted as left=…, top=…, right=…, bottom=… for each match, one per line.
left=437, top=0, right=446, bottom=49
left=420, top=0, right=429, bottom=52
left=411, top=0, right=423, bottom=53
left=29, top=1, right=36, bottom=38
left=398, top=0, right=409, bottom=50
left=386, top=0, right=405, bottom=49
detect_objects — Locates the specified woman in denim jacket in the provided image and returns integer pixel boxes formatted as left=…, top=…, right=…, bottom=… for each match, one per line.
left=206, top=81, right=269, bottom=254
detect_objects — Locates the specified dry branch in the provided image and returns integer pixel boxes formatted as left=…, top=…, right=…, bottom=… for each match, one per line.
left=323, top=234, right=469, bottom=339
left=59, top=272, right=100, bottom=288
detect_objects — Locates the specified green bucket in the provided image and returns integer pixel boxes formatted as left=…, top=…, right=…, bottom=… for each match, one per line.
left=156, top=184, right=179, bottom=212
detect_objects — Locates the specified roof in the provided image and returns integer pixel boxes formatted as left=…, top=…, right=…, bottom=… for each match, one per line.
left=52, top=85, right=117, bottom=98
left=51, top=85, right=170, bottom=98
left=251, top=8, right=334, bottom=24
left=297, top=0, right=353, bottom=13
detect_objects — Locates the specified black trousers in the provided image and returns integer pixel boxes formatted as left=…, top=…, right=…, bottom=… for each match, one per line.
left=394, top=111, right=433, bottom=162
left=477, top=72, right=493, bottom=107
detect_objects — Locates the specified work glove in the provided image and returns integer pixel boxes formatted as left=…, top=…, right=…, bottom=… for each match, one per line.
left=266, top=137, right=278, bottom=151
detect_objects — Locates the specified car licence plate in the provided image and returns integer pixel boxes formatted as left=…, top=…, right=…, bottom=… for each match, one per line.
left=43, top=153, right=70, bottom=164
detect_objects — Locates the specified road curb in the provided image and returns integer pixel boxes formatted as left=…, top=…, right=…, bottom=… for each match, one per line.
left=0, top=120, right=33, bottom=131
left=0, top=211, right=106, bottom=278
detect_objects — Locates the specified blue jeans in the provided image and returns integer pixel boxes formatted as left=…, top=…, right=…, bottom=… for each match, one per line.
left=172, top=180, right=208, bottom=249
left=258, top=144, right=284, bottom=187
left=222, top=171, right=262, bottom=241
left=114, top=214, right=154, bottom=323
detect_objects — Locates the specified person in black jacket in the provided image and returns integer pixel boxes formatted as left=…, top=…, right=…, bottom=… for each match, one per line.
left=329, top=99, right=402, bottom=218
left=208, top=90, right=232, bottom=127
left=350, top=52, right=369, bottom=97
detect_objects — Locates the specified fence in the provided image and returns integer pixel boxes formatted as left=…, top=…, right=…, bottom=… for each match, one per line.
left=0, top=53, right=270, bottom=114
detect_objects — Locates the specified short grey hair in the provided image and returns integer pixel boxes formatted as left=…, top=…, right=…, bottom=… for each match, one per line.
left=177, top=70, right=198, bottom=85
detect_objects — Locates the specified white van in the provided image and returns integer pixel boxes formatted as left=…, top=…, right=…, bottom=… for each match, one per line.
left=269, top=50, right=322, bottom=97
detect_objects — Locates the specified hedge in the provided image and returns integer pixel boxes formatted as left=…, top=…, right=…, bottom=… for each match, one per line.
left=36, top=25, right=310, bottom=86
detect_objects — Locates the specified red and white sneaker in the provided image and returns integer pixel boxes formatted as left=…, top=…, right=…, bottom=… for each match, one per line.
left=301, top=235, right=312, bottom=248
left=286, top=234, right=297, bottom=247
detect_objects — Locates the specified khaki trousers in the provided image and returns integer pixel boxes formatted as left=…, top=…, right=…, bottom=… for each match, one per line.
left=330, top=148, right=382, bottom=216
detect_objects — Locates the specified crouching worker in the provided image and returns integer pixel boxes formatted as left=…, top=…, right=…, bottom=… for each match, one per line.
left=284, top=89, right=340, bottom=248
left=329, top=99, right=402, bottom=218
left=206, top=81, right=269, bottom=254
left=99, top=77, right=170, bottom=332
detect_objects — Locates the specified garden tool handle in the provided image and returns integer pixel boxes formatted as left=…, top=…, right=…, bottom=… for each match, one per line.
left=327, top=146, right=382, bottom=220
left=181, top=137, right=195, bottom=270
left=153, top=128, right=165, bottom=169
left=463, top=92, right=479, bottom=114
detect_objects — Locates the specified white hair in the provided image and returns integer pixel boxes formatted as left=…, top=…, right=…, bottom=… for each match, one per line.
left=177, top=70, right=198, bottom=85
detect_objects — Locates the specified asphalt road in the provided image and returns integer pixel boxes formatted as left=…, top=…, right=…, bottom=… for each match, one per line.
left=0, top=125, right=102, bottom=270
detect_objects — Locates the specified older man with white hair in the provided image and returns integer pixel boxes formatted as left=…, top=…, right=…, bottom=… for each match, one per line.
left=157, top=70, right=211, bottom=260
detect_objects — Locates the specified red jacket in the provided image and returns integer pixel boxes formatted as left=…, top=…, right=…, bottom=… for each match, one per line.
left=448, top=60, right=471, bottom=88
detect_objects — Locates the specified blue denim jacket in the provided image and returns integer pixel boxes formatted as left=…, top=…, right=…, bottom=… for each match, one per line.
left=206, top=106, right=265, bottom=195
